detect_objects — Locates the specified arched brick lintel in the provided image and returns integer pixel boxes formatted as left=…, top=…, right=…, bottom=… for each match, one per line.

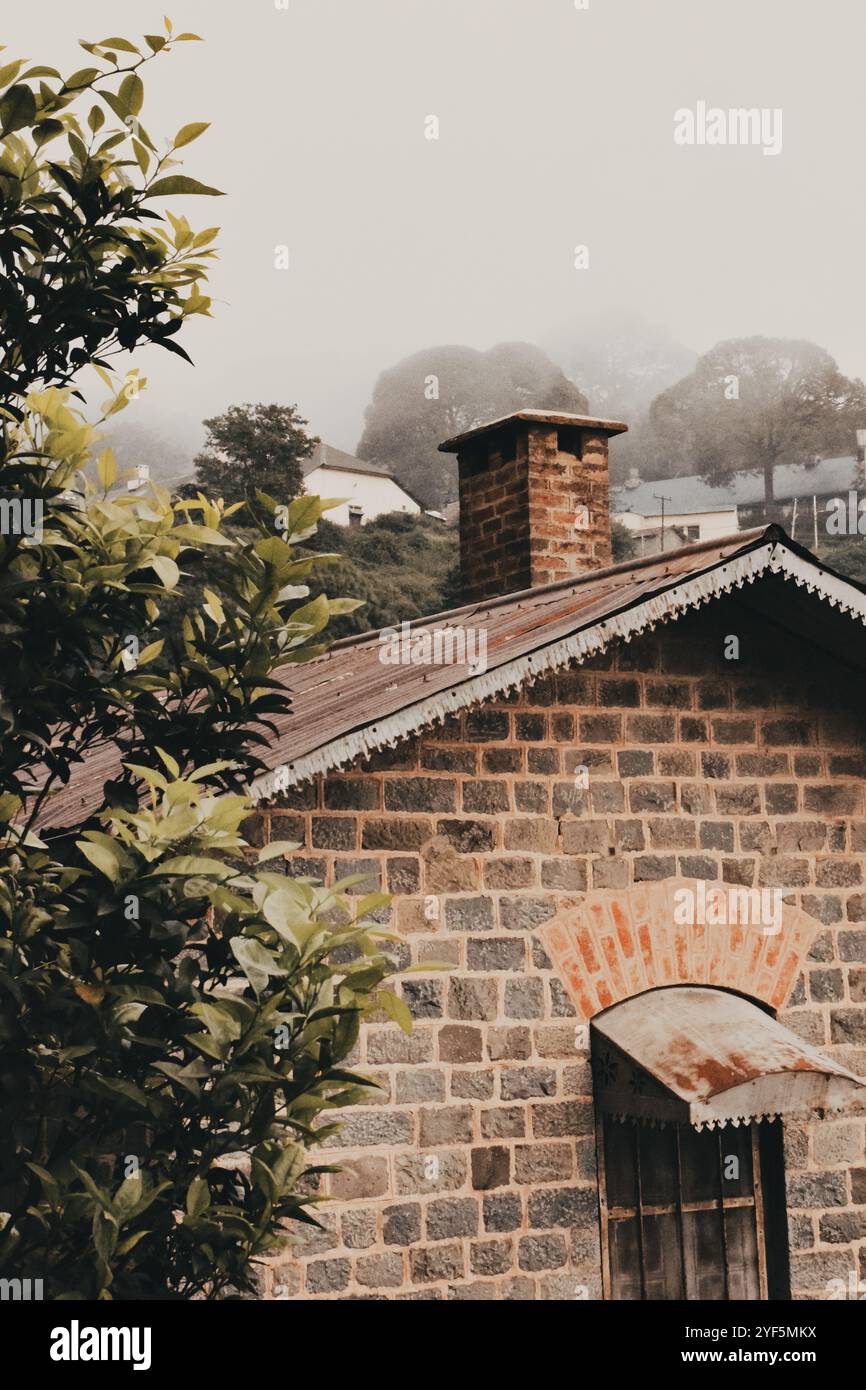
left=537, top=877, right=818, bottom=1021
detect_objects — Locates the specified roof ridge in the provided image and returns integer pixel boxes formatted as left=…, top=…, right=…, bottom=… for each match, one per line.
left=319, top=524, right=779, bottom=656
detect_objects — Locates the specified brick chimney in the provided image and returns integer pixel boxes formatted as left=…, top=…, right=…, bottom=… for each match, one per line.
left=439, top=409, right=628, bottom=603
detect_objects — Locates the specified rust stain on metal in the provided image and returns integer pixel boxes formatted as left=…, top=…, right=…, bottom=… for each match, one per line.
left=593, top=985, right=866, bottom=1126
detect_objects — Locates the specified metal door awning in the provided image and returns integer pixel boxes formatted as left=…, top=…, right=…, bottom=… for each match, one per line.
left=591, top=986, right=866, bottom=1130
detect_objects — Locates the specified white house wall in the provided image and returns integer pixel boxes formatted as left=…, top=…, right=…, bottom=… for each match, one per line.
left=615, top=507, right=739, bottom=541
left=304, top=466, right=420, bottom=526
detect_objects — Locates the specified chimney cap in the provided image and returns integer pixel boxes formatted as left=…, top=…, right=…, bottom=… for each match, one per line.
left=437, top=408, right=628, bottom=453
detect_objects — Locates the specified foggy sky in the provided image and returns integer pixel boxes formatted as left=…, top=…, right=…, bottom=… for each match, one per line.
left=11, top=0, right=866, bottom=459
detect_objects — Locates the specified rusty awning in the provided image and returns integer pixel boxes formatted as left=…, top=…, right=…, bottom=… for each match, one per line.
left=591, top=987, right=866, bottom=1130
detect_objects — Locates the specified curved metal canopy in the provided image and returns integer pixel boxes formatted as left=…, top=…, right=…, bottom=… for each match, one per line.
left=591, top=986, right=866, bottom=1130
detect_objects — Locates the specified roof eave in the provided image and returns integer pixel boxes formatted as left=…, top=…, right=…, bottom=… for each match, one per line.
left=251, top=532, right=866, bottom=798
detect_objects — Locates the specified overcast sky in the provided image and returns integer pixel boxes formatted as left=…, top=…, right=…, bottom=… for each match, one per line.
left=13, top=0, right=866, bottom=456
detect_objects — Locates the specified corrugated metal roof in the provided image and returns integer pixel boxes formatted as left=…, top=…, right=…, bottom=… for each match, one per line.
left=592, top=986, right=866, bottom=1129
left=35, top=524, right=866, bottom=831
left=612, top=455, right=862, bottom=517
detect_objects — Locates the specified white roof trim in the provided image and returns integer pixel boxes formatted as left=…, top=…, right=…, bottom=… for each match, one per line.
left=251, top=539, right=866, bottom=799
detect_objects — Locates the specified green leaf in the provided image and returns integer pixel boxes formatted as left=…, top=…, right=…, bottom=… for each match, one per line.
left=135, top=639, right=164, bottom=667
left=149, top=554, right=179, bottom=589
left=71, top=1164, right=114, bottom=1212
left=132, top=138, right=150, bottom=175
left=255, top=840, right=300, bottom=863
left=191, top=1001, right=242, bottom=1045
left=97, top=37, right=141, bottom=54
left=0, top=60, right=25, bottom=88
left=174, top=121, right=209, bottom=148
left=118, top=72, right=144, bottom=116
left=327, top=597, right=364, bottom=616
left=285, top=494, right=325, bottom=542
left=151, top=1060, right=207, bottom=1097
left=0, top=84, right=36, bottom=136
left=285, top=592, right=330, bottom=638
left=25, top=1162, right=60, bottom=1203
left=91, top=1076, right=150, bottom=1107
left=113, top=1172, right=144, bottom=1217
left=77, top=839, right=121, bottom=882
left=186, top=1176, right=210, bottom=1218
left=146, top=175, right=224, bottom=198
left=63, top=67, right=100, bottom=91
left=116, top=1230, right=150, bottom=1257
left=33, top=119, right=64, bottom=148
left=149, top=855, right=236, bottom=879
left=202, top=586, right=225, bottom=624
left=376, top=989, right=413, bottom=1035
left=231, top=936, right=286, bottom=994
left=356, top=891, right=390, bottom=917
left=154, top=746, right=180, bottom=777
left=0, top=792, right=22, bottom=824
left=97, top=447, right=116, bottom=490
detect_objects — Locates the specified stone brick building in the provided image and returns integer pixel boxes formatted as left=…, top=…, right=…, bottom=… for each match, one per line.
left=239, top=409, right=866, bottom=1302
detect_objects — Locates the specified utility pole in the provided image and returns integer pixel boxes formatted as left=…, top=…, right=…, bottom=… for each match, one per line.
left=654, top=493, right=672, bottom=553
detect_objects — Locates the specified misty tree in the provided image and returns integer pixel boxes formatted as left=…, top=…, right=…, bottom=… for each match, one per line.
left=193, top=402, right=317, bottom=507
left=649, top=338, right=866, bottom=506
left=543, top=309, right=697, bottom=483
left=356, top=341, right=588, bottom=509
left=102, top=417, right=194, bottom=488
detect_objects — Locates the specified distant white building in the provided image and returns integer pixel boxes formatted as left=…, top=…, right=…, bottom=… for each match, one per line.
left=613, top=469, right=738, bottom=549
left=612, top=451, right=866, bottom=551
left=303, top=443, right=421, bottom=527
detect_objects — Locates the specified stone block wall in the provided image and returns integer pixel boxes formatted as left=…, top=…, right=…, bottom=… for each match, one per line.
left=250, top=599, right=866, bottom=1300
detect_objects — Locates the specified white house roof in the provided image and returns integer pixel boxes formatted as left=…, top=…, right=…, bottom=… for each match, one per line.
left=302, top=442, right=395, bottom=480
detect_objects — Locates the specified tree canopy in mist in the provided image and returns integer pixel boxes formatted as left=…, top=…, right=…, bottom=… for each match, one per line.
left=649, top=338, right=866, bottom=505
left=356, top=341, right=588, bottom=509
left=543, top=309, right=698, bottom=483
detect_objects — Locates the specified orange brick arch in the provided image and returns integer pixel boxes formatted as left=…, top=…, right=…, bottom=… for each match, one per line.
left=537, top=877, right=818, bottom=1020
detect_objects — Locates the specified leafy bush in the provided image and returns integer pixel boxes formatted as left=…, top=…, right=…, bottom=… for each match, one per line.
left=0, top=26, right=405, bottom=1300
left=302, top=512, right=460, bottom=636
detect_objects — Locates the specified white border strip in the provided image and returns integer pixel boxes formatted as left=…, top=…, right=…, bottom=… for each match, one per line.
left=251, top=541, right=866, bottom=799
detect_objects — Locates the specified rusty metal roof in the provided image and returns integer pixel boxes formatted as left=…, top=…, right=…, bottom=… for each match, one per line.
left=592, top=986, right=866, bottom=1129
left=35, top=524, right=866, bottom=831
